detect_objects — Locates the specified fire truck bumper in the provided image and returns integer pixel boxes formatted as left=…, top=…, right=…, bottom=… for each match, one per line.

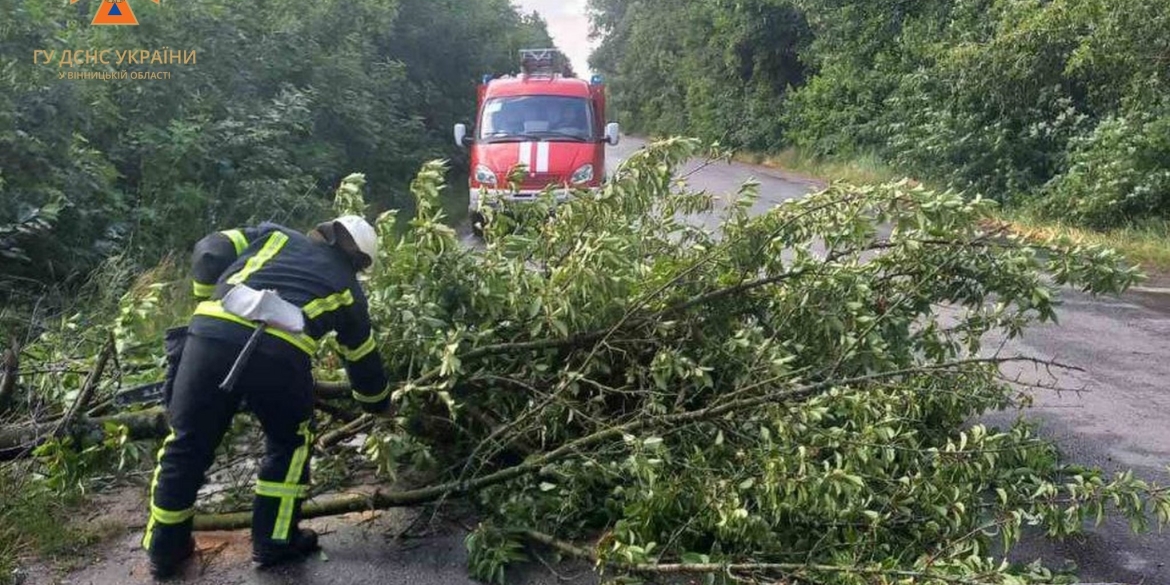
left=470, top=187, right=596, bottom=211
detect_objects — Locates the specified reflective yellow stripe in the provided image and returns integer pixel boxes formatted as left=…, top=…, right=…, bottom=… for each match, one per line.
left=271, top=421, right=313, bottom=542
left=284, top=421, right=312, bottom=485
left=339, top=335, right=377, bottom=362
left=142, top=430, right=178, bottom=550
left=220, top=229, right=248, bottom=255
left=193, top=281, right=215, bottom=298
left=256, top=480, right=308, bottom=499
left=227, top=232, right=288, bottom=286
left=302, top=289, right=354, bottom=319
left=352, top=385, right=391, bottom=404
left=151, top=504, right=195, bottom=524
left=194, top=301, right=318, bottom=356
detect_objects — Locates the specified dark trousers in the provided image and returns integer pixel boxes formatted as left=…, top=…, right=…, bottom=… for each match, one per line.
left=142, top=332, right=315, bottom=556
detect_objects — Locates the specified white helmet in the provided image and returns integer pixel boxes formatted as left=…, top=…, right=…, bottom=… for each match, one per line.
left=333, top=215, right=378, bottom=270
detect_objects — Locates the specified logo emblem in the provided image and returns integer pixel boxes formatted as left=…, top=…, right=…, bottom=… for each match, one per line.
left=71, top=0, right=160, bottom=26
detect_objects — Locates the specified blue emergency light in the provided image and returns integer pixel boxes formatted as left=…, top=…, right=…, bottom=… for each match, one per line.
left=591, top=74, right=604, bottom=85
left=482, top=74, right=493, bottom=84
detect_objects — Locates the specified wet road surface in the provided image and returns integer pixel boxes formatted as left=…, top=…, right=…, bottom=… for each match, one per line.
left=41, top=510, right=596, bottom=585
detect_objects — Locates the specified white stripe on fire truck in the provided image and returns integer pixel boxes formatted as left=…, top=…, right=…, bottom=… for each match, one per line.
left=518, top=142, right=533, bottom=174
left=536, top=142, right=550, bottom=173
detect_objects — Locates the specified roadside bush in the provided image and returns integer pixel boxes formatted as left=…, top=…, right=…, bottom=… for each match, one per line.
left=1042, top=106, right=1170, bottom=228
left=591, top=0, right=1170, bottom=230
left=781, top=62, right=890, bottom=157
left=885, top=79, right=1090, bottom=200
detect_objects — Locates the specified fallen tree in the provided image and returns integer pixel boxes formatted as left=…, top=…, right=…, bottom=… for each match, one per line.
left=7, top=139, right=1170, bottom=584
left=337, top=146, right=1169, bottom=584
left=194, top=357, right=1066, bottom=532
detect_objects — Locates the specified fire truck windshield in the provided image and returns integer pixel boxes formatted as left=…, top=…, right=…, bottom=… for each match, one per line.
left=479, top=96, right=594, bottom=142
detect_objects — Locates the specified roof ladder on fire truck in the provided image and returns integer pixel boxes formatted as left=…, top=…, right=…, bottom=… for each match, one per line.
left=519, top=48, right=563, bottom=78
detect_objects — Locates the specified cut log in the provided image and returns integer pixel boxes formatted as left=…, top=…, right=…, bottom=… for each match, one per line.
left=0, top=381, right=359, bottom=459
left=0, top=407, right=167, bottom=459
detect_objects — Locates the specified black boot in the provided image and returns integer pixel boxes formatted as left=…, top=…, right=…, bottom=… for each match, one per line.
left=149, top=536, right=195, bottom=580
left=251, top=493, right=319, bottom=568
left=252, top=527, right=320, bottom=568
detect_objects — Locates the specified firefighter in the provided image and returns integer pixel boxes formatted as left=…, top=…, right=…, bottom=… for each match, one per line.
left=143, top=216, right=392, bottom=579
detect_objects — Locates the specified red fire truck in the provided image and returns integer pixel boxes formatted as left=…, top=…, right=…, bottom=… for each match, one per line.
left=454, top=49, right=620, bottom=234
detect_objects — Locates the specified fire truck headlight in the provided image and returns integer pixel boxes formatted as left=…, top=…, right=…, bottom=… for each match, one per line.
left=475, top=165, right=497, bottom=186
left=571, top=164, right=594, bottom=185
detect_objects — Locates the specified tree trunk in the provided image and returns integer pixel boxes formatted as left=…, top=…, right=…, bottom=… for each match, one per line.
left=0, top=339, right=18, bottom=413
left=194, top=449, right=547, bottom=530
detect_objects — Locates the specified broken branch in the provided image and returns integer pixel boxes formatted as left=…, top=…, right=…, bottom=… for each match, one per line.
left=0, top=407, right=167, bottom=459
left=53, top=332, right=115, bottom=438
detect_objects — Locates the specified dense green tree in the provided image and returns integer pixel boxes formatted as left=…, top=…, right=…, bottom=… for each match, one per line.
left=590, top=0, right=1170, bottom=225
left=1, top=0, right=555, bottom=299
left=588, top=0, right=810, bottom=151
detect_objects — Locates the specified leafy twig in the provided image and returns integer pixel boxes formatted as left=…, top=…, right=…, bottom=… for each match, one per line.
left=518, top=529, right=995, bottom=585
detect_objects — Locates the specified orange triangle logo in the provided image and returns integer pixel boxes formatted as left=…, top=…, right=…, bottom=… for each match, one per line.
left=92, top=0, right=139, bottom=26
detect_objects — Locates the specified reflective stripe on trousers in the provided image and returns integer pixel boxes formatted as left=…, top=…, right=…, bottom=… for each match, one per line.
left=255, top=419, right=313, bottom=542
left=142, top=430, right=189, bottom=549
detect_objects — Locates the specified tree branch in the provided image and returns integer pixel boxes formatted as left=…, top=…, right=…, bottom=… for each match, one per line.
left=53, top=332, right=115, bottom=438
left=318, top=414, right=373, bottom=449
left=518, top=529, right=992, bottom=585
left=0, top=407, right=167, bottom=459
left=192, top=357, right=1040, bottom=531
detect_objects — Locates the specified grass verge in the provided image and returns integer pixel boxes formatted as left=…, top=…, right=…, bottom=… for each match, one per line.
left=733, top=148, right=901, bottom=186
left=737, top=148, right=1170, bottom=279
left=0, top=463, right=122, bottom=583
left=993, top=210, right=1170, bottom=279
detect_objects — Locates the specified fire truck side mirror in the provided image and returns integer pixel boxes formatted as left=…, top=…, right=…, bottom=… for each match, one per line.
left=605, top=122, right=621, bottom=146
left=454, top=123, right=470, bottom=148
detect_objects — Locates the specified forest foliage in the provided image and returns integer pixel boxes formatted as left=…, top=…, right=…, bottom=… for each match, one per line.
left=1, top=0, right=556, bottom=305
left=588, top=0, right=1170, bottom=228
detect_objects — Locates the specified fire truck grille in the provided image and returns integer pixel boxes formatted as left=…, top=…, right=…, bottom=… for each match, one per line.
left=519, top=174, right=564, bottom=190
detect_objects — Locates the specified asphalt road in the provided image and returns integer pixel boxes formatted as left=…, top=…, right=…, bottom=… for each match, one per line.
left=603, top=136, right=821, bottom=228
left=49, top=137, right=1168, bottom=584
left=37, top=510, right=596, bottom=585
left=989, top=292, right=1170, bottom=583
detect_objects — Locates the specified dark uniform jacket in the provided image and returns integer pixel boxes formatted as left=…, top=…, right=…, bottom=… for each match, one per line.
left=188, top=223, right=389, bottom=413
